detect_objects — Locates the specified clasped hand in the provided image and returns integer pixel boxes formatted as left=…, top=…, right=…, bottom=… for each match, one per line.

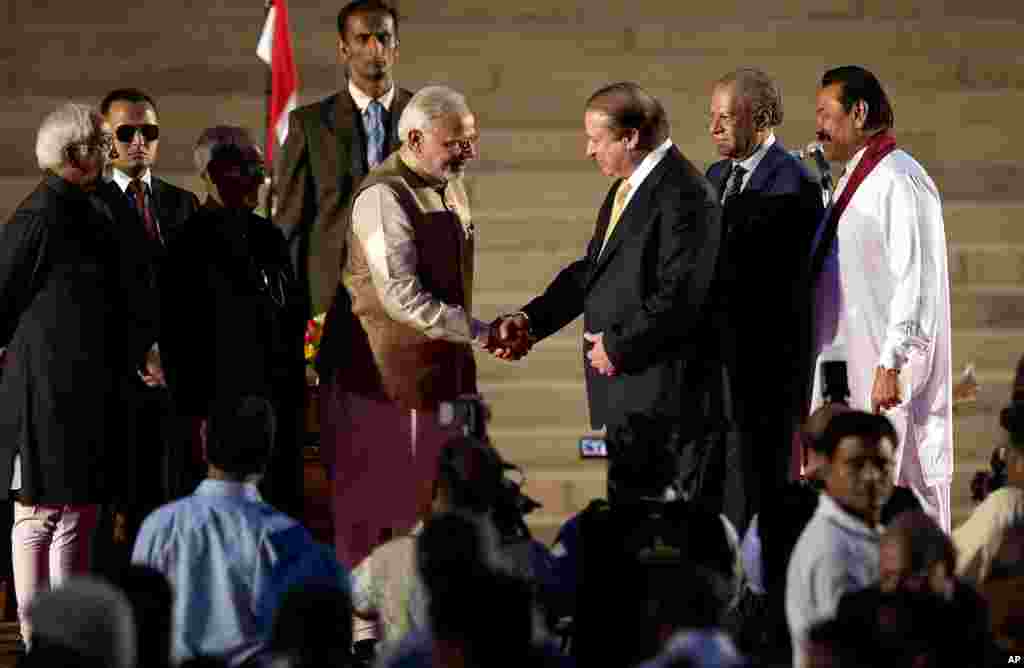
left=484, top=314, right=532, bottom=361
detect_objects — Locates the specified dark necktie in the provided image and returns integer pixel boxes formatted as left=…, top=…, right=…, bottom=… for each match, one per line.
left=365, top=100, right=386, bottom=168
left=721, top=164, right=747, bottom=204
left=128, top=179, right=160, bottom=243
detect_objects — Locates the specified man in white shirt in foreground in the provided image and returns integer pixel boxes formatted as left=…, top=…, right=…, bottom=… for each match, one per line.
left=786, top=410, right=896, bottom=668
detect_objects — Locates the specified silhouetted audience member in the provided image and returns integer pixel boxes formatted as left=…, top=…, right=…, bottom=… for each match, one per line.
left=351, top=436, right=506, bottom=657
left=954, top=400, right=1024, bottom=585
left=979, top=526, right=1024, bottom=654
left=268, top=578, right=354, bottom=668
left=839, top=512, right=995, bottom=666
left=635, top=565, right=744, bottom=668
left=132, top=396, right=341, bottom=666
left=379, top=512, right=565, bottom=668
left=24, top=576, right=135, bottom=668
left=110, top=565, right=173, bottom=668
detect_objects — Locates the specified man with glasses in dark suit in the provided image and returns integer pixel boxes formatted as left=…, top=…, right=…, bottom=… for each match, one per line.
left=90, top=88, right=201, bottom=578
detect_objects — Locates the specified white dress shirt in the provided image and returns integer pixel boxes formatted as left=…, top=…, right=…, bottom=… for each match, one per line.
left=348, top=79, right=397, bottom=113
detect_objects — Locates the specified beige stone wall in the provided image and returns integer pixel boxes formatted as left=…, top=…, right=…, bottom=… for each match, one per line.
left=5, top=1, right=1023, bottom=538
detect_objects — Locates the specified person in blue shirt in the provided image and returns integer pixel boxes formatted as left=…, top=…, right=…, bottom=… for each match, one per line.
left=132, top=395, right=343, bottom=667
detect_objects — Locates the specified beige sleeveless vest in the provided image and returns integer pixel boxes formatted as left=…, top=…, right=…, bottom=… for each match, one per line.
left=338, top=152, right=476, bottom=410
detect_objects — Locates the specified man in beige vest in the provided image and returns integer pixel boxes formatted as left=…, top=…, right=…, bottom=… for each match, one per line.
left=322, top=85, right=496, bottom=568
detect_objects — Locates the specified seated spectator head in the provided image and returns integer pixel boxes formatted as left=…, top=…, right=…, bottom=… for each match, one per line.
left=802, top=402, right=852, bottom=482
left=110, top=565, right=173, bottom=668
left=643, top=562, right=731, bottom=649
left=203, top=395, right=276, bottom=482
left=26, top=576, right=136, bottom=668
left=990, top=525, right=1024, bottom=580
left=606, top=413, right=682, bottom=504
left=432, top=435, right=505, bottom=516
left=879, top=511, right=957, bottom=598
left=817, top=411, right=896, bottom=526
left=269, top=578, right=353, bottom=668
left=36, top=102, right=109, bottom=191
left=803, top=618, right=875, bottom=668
left=998, top=401, right=1024, bottom=488
left=416, top=511, right=502, bottom=589
left=429, top=567, right=535, bottom=667
left=193, top=126, right=264, bottom=211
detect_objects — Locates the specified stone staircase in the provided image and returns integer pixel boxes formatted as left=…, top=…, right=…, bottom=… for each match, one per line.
left=3, top=0, right=1024, bottom=543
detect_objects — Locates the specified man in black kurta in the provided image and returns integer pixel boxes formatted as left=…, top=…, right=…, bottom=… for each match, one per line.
left=0, top=103, right=156, bottom=643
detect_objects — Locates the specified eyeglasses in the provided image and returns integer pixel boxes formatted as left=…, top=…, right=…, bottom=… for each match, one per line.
left=115, top=124, right=160, bottom=143
left=442, top=137, right=479, bottom=153
left=74, top=133, right=113, bottom=155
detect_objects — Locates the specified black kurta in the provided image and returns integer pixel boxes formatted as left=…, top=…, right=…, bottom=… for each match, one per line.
left=159, top=203, right=306, bottom=515
left=0, top=174, right=156, bottom=504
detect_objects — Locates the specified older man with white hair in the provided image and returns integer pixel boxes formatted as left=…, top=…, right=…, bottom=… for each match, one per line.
left=159, top=126, right=306, bottom=518
left=321, top=85, right=499, bottom=568
left=0, top=102, right=157, bottom=645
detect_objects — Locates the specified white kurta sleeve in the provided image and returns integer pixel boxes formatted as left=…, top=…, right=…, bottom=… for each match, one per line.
left=878, top=173, right=941, bottom=371
left=351, top=184, right=489, bottom=345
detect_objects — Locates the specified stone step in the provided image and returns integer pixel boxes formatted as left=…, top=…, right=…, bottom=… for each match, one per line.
left=951, top=285, right=1024, bottom=329
left=952, top=329, right=1024, bottom=375
left=473, top=240, right=1024, bottom=290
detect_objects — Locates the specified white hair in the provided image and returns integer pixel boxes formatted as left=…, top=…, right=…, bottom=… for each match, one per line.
left=397, top=86, right=471, bottom=142
left=193, top=125, right=260, bottom=174
left=35, top=102, right=98, bottom=171
left=27, top=576, right=136, bottom=668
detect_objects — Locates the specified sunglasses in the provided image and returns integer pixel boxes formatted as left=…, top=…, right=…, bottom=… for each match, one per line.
left=115, top=124, right=160, bottom=143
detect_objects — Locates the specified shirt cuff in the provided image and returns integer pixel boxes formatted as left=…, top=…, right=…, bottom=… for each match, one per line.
left=469, top=318, right=491, bottom=348
left=878, top=344, right=904, bottom=371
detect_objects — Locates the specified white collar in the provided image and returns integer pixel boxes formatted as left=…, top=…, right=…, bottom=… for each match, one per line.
left=734, top=131, right=775, bottom=175
left=841, top=144, right=869, bottom=181
left=348, top=79, right=396, bottom=113
left=817, top=492, right=882, bottom=539
left=111, top=167, right=152, bottom=194
left=624, top=138, right=673, bottom=193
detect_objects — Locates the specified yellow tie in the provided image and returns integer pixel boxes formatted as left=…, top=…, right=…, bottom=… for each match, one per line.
left=599, top=180, right=632, bottom=257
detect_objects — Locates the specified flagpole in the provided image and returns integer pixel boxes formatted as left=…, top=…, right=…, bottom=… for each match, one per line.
left=263, top=0, right=275, bottom=223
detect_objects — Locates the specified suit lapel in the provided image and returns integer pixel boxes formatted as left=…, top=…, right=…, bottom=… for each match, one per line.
left=586, top=147, right=677, bottom=287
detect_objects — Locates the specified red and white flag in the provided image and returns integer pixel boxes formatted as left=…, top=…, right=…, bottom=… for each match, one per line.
left=257, top=0, right=298, bottom=167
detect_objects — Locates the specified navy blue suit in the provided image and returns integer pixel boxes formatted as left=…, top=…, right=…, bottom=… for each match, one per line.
left=705, top=140, right=824, bottom=529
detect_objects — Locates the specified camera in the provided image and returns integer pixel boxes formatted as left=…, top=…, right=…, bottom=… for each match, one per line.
left=438, top=395, right=489, bottom=440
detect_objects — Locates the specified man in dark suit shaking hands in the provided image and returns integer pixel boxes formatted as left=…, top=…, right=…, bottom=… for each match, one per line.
left=495, top=83, right=723, bottom=482
left=705, top=69, right=824, bottom=529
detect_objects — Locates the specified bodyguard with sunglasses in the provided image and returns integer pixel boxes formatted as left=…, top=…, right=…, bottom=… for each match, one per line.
left=159, top=127, right=306, bottom=520
left=89, top=89, right=201, bottom=579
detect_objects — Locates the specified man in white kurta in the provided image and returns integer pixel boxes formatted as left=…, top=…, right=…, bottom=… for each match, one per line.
left=810, top=66, right=953, bottom=532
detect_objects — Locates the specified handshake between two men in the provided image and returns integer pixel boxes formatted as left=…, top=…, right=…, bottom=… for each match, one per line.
left=482, top=314, right=618, bottom=378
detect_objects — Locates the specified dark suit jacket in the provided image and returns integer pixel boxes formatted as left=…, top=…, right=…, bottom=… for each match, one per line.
left=705, top=142, right=823, bottom=421
left=93, top=174, right=200, bottom=293
left=522, top=146, right=723, bottom=430
left=274, top=86, right=414, bottom=316
left=160, top=204, right=306, bottom=420
left=91, top=175, right=199, bottom=502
